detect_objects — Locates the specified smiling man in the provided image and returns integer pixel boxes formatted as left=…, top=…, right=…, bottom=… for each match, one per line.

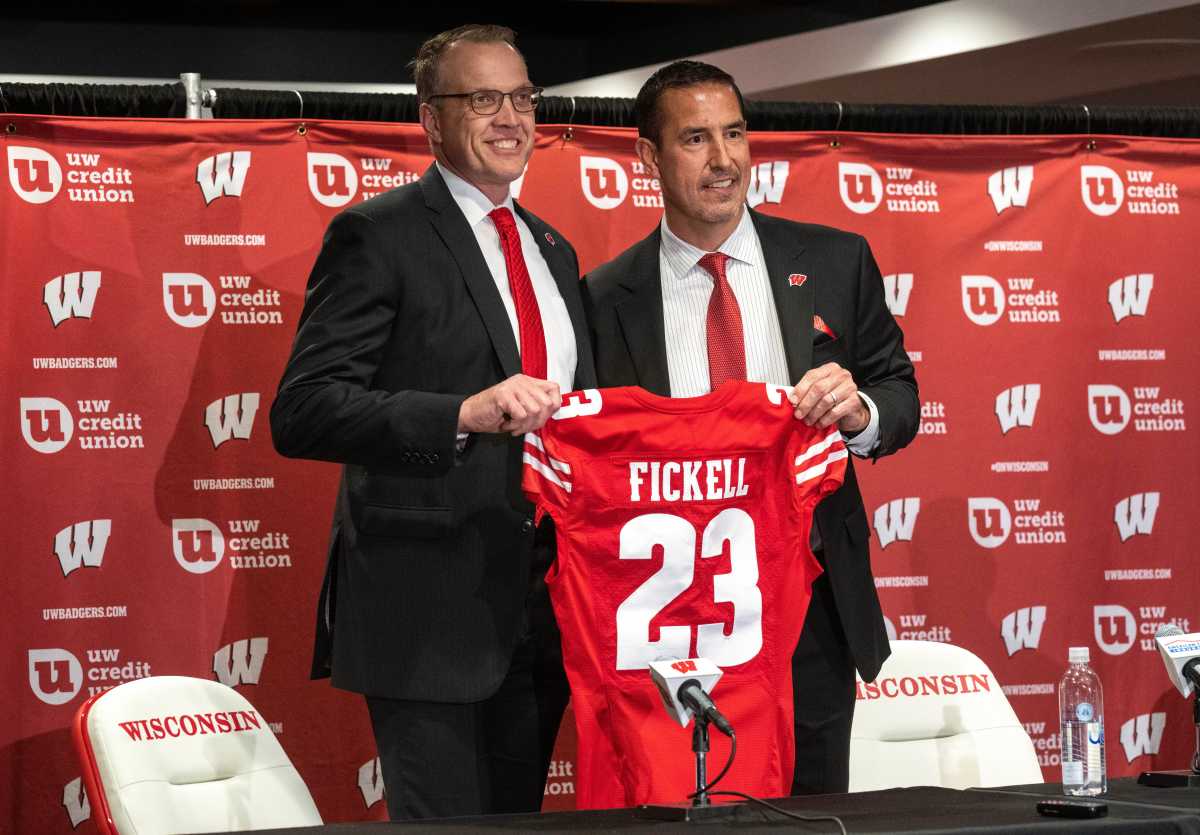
left=271, top=24, right=595, bottom=820
left=584, top=60, right=918, bottom=796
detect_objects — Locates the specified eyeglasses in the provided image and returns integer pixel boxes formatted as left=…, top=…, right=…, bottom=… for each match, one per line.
left=427, top=86, right=544, bottom=115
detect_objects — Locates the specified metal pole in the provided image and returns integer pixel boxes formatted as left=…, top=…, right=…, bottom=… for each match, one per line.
left=1191, top=691, right=1200, bottom=774
left=180, top=72, right=209, bottom=119
left=692, top=718, right=710, bottom=807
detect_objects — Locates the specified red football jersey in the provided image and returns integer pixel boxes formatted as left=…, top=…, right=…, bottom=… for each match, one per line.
left=523, top=381, right=848, bottom=809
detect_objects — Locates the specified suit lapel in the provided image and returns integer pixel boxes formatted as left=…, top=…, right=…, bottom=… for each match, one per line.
left=516, top=203, right=597, bottom=389
left=420, top=165, right=522, bottom=379
left=752, top=209, right=814, bottom=380
left=614, top=229, right=671, bottom=395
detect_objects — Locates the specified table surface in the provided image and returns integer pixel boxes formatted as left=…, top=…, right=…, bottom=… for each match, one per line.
left=244, top=779, right=1200, bottom=834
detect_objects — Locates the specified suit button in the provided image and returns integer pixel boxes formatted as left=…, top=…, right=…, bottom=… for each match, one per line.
left=430, top=452, right=440, bottom=463
left=521, top=518, right=534, bottom=533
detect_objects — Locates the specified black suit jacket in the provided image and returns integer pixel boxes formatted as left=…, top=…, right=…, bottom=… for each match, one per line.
left=583, top=209, right=916, bottom=681
left=272, top=165, right=596, bottom=702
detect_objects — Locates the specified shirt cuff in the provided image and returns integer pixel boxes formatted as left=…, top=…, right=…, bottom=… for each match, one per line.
left=844, top=391, right=880, bottom=455
left=456, top=432, right=470, bottom=455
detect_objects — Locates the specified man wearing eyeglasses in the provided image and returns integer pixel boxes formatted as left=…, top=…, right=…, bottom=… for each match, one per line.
left=271, top=23, right=594, bottom=820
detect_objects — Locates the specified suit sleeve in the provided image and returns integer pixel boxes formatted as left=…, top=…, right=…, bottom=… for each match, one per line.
left=850, top=235, right=919, bottom=459
left=270, top=209, right=464, bottom=473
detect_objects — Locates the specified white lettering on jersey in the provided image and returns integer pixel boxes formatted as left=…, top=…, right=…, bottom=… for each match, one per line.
left=628, top=458, right=748, bottom=502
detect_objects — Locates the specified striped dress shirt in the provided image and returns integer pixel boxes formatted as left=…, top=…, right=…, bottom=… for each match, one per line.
left=658, top=207, right=879, bottom=455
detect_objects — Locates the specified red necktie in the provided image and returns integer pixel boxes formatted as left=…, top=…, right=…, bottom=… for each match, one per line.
left=698, top=252, right=746, bottom=390
left=489, top=207, right=547, bottom=380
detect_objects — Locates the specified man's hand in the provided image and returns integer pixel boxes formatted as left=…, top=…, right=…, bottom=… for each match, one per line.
left=458, top=374, right=561, bottom=436
left=789, top=362, right=869, bottom=432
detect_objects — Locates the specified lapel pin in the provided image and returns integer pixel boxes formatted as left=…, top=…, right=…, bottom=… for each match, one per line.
left=788, top=273, right=808, bottom=287
left=545, top=232, right=556, bottom=246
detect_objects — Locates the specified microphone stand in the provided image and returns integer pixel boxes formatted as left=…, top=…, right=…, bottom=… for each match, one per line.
left=636, top=712, right=740, bottom=821
left=1138, top=689, right=1200, bottom=787
left=1193, top=691, right=1200, bottom=775
left=692, top=714, right=711, bottom=807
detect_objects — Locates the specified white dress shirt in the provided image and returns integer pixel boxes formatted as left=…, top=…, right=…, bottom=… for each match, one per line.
left=659, top=207, right=879, bottom=454
left=437, top=162, right=577, bottom=392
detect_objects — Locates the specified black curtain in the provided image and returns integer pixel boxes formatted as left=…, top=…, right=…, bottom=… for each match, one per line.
left=4, top=81, right=1200, bottom=137
left=1, top=82, right=186, bottom=118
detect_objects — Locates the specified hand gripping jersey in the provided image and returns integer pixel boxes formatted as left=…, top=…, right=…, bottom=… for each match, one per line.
left=522, top=381, right=848, bottom=809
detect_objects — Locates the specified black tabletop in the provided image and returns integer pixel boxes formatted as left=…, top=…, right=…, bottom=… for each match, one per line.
left=246, top=779, right=1200, bottom=834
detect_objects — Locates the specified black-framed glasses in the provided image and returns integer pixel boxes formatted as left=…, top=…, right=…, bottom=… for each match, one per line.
left=427, top=86, right=544, bottom=115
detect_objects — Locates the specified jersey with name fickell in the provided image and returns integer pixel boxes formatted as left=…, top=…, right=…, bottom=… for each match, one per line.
left=523, top=380, right=847, bottom=809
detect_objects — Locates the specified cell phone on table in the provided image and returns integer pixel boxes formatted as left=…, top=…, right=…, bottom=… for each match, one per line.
left=1036, top=798, right=1108, bottom=818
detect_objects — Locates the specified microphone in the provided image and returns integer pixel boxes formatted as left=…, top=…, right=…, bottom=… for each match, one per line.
left=648, top=658, right=734, bottom=737
left=679, top=679, right=735, bottom=737
left=1154, top=623, right=1200, bottom=697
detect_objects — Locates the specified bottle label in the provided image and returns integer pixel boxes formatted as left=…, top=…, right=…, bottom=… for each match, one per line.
left=1075, top=702, right=1094, bottom=722
left=1062, top=760, right=1083, bottom=786
left=1087, top=721, right=1105, bottom=774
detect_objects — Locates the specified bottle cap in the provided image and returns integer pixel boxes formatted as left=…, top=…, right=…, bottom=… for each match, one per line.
left=1069, top=646, right=1090, bottom=664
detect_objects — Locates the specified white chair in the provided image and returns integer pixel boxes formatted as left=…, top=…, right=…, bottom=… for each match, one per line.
left=72, top=676, right=322, bottom=834
left=848, top=640, right=1043, bottom=791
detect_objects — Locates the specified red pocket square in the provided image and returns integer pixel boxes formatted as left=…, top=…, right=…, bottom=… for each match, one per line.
left=813, top=314, right=836, bottom=339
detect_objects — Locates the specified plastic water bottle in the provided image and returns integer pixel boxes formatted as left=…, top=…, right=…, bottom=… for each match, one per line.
left=1059, top=646, right=1106, bottom=796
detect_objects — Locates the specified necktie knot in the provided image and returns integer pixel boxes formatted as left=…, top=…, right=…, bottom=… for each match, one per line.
left=489, top=206, right=517, bottom=238
left=698, top=251, right=730, bottom=282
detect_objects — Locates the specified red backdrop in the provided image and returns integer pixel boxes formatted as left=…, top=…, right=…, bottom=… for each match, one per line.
left=4, top=115, right=1197, bottom=831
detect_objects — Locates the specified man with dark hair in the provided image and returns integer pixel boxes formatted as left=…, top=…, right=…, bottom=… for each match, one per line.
left=272, top=23, right=594, bottom=820
left=633, top=59, right=745, bottom=143
left=585, top=59, right=917, bottom=795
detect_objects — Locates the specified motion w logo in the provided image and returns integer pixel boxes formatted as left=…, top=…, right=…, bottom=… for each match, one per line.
left=1120, top=713, right=1166, bottom=761
left=213, top=637, right=269, bottom=686
left=987, top=166, right=1033, bottom=213
left=882, top=273, right=913, bottom=317
left=62, top=776, right=90, bottom=828
left=1114, top=492, right=1159, bottom=542
left=196, top=151, right=251, bottom=204
left=872, top=498, right=920, bottom=548
left=54, top=519, right=112, bottom=577
left=1108, top=273, right=1153, bottom=322
left=44, top=271, right=101, bottom=326
left=358, top=758, right=386, bottom=808
left=995, top=384, right=1041, bottom=434
left=1000, top=606, right=1046, bottom=656
left=204, top=393, right=260, bottom=448
left=746, top=161, right=789, bottom=207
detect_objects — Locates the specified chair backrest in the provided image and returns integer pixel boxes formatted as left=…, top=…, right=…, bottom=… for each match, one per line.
left=849, top=640, right=1043, bottom=791
left=73, top=676, right=322, bottom=834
